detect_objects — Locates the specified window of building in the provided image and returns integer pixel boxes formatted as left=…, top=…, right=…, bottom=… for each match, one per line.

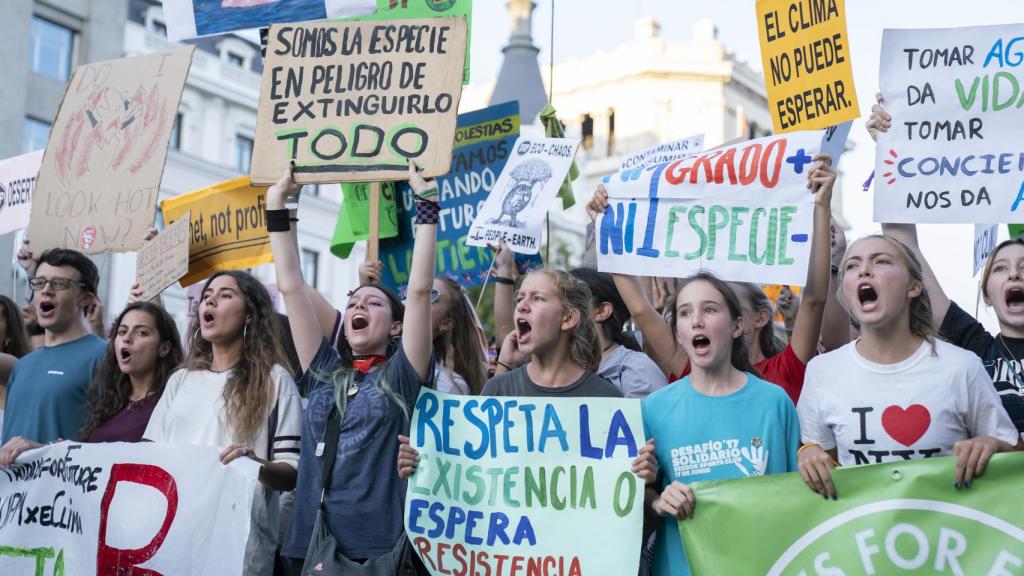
left=151, top=19, right=168, bottom=37
left=235, top=135, right=254, bottom=173
left=169, top=113, right=182, bottom=150
left=29, top=17, right=75, bottom=81
left=581, top=114, right=594, bottom=151
left=607, top=109, right=616, bottom=156
left=22, top=117, right=51, bottom=153
left=227, top=51, right=245, bottom=67
left=300, top=248, right=319, bottom=289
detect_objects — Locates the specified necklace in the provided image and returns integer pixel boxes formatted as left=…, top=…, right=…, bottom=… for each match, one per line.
left=996, top=335, right=1024, bottom=389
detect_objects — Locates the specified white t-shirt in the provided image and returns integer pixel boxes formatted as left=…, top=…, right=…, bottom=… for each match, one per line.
left=435, top=361, right=470, bottom=395
left=799, top=339, right=1019, bottom=467
left=144, top=364, right=302, bottom=576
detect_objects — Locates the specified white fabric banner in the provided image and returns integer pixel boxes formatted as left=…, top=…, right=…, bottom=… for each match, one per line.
left=596, top=130, right=832, bottom=286
left=467, top=137, right=580, bottom=255
left=0, top=150, right=43, bottom=236
left=875, top=24, right=1024, bottom=223
left=0, top=442, right=260, bottom=575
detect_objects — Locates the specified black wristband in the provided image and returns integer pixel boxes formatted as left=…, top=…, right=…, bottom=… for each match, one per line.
left=415, top=200, right=440, bottom=225
left=494, top=276, right=514, bottom=285
left=266, top=208, right=291, bottom=232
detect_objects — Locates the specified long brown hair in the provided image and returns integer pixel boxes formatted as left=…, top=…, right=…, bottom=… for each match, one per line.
left=0, top=295, right=30, bottom=358
left=81, top=302, right=183, bottom=440
left=732, top=283, right=786, bottom=359
left=837, top=234, right=935, bottom=346
left=529, top=269, right=601, bottom=372
left=671, top=272, right=761, bottom=378
left=435, top=277, right=488, bottom=394
left=187, top=271, right=290, bottom=443
left=981, top=237, right=1024, bottom=300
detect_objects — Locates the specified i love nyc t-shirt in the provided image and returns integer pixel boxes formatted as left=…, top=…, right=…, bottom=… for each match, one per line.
left=798, top=339, right=1019, bottom=466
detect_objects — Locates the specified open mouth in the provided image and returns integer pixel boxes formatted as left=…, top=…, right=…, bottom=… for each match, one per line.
left=119, top=348, right=132, bottom=361
left=351, top=314, right=369, bottom=331
left=39, top=301, right=55, bottom=314
left=857, top=284, right=878, bottom=306
left=1006, top=287, right=1024, bottom=312
left=202, top=311, right=215, bottom=323
left=691, top=335, right=711, bottom=354
left=516, top=318, right=532, bottom=338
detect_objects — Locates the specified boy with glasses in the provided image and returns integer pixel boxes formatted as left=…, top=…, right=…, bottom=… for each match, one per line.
left=1, top=247, right=106, bottom=445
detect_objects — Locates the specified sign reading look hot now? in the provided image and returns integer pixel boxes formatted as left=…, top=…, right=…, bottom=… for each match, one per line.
left=756, top=0, right=859, bottom=132
left=251, top=19, right=468, bottom=185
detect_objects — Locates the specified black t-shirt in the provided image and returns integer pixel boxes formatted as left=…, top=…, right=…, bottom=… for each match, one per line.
left=483, top=365, right=624, bottom=398
left=940, top=301, right=1024, bottom=433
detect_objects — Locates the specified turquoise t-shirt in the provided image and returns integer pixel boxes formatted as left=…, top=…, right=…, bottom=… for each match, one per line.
left=642, top=374, right=800, bottom=576
left=2, top=334, right=106, bottom=443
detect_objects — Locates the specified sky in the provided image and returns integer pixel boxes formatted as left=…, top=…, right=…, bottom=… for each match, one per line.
left=467, top=0, right=1024, bottom=332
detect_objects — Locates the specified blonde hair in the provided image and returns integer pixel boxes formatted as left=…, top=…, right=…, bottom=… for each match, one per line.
left=836, top=234, right=935, bottom=346
left=981, top=237, right=1024, bottom=301
left=528, top=269, right=601, bottom=372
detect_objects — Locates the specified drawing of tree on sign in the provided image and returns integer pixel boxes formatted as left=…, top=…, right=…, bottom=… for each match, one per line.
left=491, top=159, right=553, bottom=229
left=54, top=83, right=169, bottom=186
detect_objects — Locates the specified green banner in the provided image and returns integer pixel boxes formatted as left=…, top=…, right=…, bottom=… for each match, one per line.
left=343, top=0, right=473, bottom=83
left=330, top=182, right=399, bottom=259
left=680, top=453, right=1024, bottom=575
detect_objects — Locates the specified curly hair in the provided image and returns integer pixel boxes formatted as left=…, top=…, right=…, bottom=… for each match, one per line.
left=0, top=295, right=30, bottom=358
left=435, top=277, right=488, bottom=395
left=837, top=234, right=935, bottom=346
left=528, top=269, right=601, bottom=372
left=186, top=271, right=290, bottom=443
left=81, top=302, right=182, bottom=440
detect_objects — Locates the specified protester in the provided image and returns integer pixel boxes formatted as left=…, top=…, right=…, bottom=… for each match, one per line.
left=642, top=272, right=799, bottom=576
left=569, top=267, right=668, bottom=398
left=0, top=295, right=30, bottom=436
left=2, top=247, right=106, bottom=444
left=797, top=234, right=1023, bottom=498
left=144, top=270, right=302, bottom=576
left=0, top=302, right=183, bottom=467
left=869, top=94, right=1024, bottom=434
left=586, top=153, right=838, bottom=404
left=268, top=162, right=435, bottom=574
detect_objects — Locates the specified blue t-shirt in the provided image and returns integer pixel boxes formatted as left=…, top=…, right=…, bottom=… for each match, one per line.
left=2, top=334, right=106, bottom=443
left=283, top=339, right=431, bottom=560
left=642, top=374, right=799, bottom=576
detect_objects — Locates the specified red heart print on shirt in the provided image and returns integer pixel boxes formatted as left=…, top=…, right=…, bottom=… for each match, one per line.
left=881, top=404, right=932, bottom=446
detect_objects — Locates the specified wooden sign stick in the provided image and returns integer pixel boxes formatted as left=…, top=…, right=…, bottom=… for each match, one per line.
left=366, top=181, right=381, bottom=263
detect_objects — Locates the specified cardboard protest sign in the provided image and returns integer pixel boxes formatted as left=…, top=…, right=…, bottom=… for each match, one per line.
left=0, top=441, right=259, bottom=575
left=465, top=137, right=581, bottom=255
left=136, top=211, right=191, bottom=302
left=251, top=18, right=468, bottom=185
left=405, top=389, right=645, bottom=576
left=619, top=133, right=704, bottom=171
left=28, top=47, right=194, bottom=254
left=975, top=223, right=998, bottom=277
left=160, top=177, right=273, bottom=286
left=756, top=0, right=859, bottom=132
left=874, top=24, right=1024, bottom=223
left=344, top=0, right=473, bottom=83
left=596, top=131, right=831, bottom=286
left=163, top=0, right=376, bottom=42
left=380, top=102, right=544, bottom=294
left=330, top=181, right=399, bottom=259
left=0, top=150, right=42, bottom=236
left=680, top=453, right=1024, bottom=575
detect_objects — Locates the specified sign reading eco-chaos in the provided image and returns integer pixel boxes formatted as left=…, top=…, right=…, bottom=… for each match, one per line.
left=381, top=102, right=541, bottom=294
left=680, top=453, right=1024, bottom=575
left=597, top=130, right=832, bottom=286
left=875, top=23, right=1024, bottom=223
left=405, top=389, right=645, bottom=576
left=756, top=0, right=859, bottom=132
left=251, top=19, right=468, bottom=185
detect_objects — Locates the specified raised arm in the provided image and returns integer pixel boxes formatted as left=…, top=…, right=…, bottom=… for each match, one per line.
left=402, top=162, right=438, bottom=381
left=819, top=219, right=852, bottom=352
left=870, top=92, right=951, bottom=326
left=268, top=166, right=322, bottom=372
left=788, top=154, right=836, bottom=363
left=491, top=239, right=516, bottom=349
left=586, top=185, right=685, bottom=376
